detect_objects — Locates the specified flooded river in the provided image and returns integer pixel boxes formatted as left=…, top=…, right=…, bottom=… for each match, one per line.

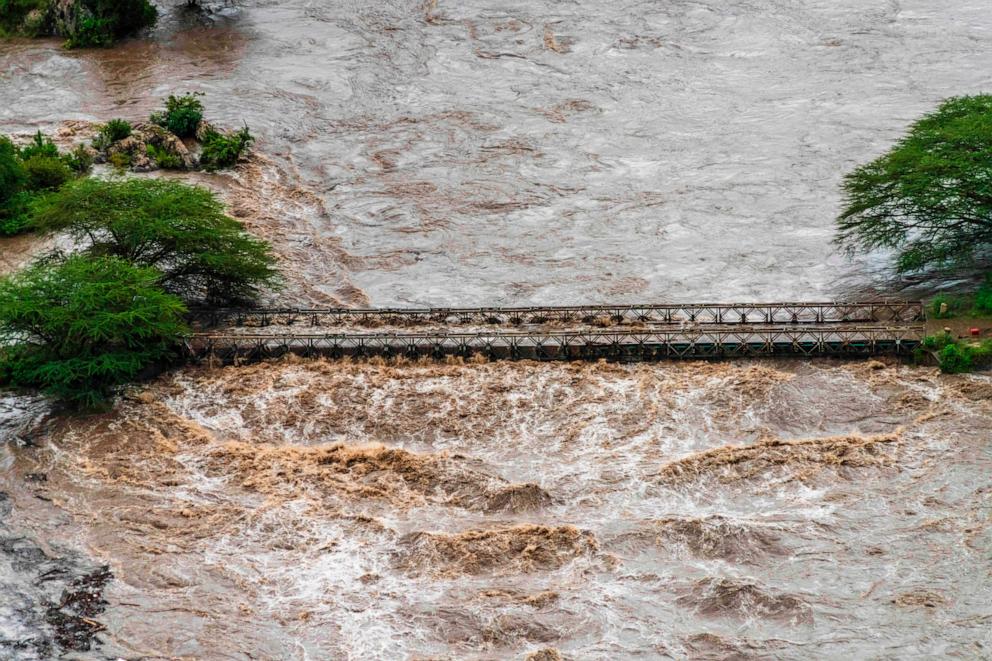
left=2, top=1, right=992, bottom=658
left=3, top=359, right=992, bottom=658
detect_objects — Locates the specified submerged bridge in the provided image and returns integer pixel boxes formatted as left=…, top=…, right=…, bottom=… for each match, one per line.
left=186, top=301, right=927, bottom=364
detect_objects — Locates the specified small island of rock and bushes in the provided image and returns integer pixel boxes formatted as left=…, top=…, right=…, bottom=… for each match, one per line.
left=0, top=94, right=274, bottom=408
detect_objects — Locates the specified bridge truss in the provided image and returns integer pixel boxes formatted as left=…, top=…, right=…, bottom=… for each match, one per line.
left=188, top=324, right=925, bottom=364
left=191, top=301, right=925, bottom=329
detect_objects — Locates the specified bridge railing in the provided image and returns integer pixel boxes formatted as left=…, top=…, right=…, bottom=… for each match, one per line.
left=189, top=301, right=925, bottom=329
left=188, top=324, right=925, bottom=363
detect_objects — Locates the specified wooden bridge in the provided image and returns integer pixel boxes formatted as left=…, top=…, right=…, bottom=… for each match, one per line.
left=186, top=301, right=926, bottom=364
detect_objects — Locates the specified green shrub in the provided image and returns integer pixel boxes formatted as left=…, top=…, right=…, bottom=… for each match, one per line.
left=146, top=143, right=184, bottom=169
left=33, top=178, right=280, bottom=304
left=61, top=144, right=94, bottom=174
left=974, top=275, right=992, bottom=315
left=20, top=5, right=47, bottom=36
left=152, top=93, right=204, bottom=138
left=108, top=151, right=131, bottom=170
left=62, top=0, right=157, bottom=48
left=17, top=130, right=59, bottom=161
left=938, top=343, right=973, bottom=373
left=64, top=15, right=114, bottom=48
left=0, top=191, right=35, bottom=236
left=199, top=125, right=254, bottom=171
left=929, top=293, right=972, bottom=319
left=0, top=254, right=187, bottom=408
left=21, top=154, right=73, bottom=191
left=0, top=0, right=49, bottom=35
left=102, top=118, right=132, bottom=142
left=0, top=136, right=27, bottom=204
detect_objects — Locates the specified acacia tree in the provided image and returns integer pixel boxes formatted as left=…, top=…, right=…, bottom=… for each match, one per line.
left=836, top=95, right=992, bottom=272
left=33, top=177, right=279, bottom=304
left=0, top=255, right=187, bottom=408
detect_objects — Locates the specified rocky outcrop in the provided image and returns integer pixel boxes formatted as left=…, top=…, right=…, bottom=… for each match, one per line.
left=98, top=122, right=195, bottom=171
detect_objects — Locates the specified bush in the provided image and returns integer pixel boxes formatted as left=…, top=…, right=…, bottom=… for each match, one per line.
left=108, top=151, right=131, bottom=170
left=17, top=130, right=59, bottom=161
left=152, top=93, right=204, bottom=138
left=0, top=136, right=27, bottom=204
left=61, top=144, right=94, bottom=175
left=62, top=0, right=157, bottom=48
left=199, top=125, right=254, bottom=171
left=146, top=143, right=184, bottom=169
left=101, top=118, right=132, bottom=142
left=0, top=191, right=35, bottom=236
left=938, top=343, right=973, bottom=374
left=0, top=255, right=187, bottom=408
left=33, top=178, right=280, bottom=304
left=0, top=0, right=48, bottom=35
left=928, top=294, right=970, bottom=319
left=22, top=154, right=73, bottom=191
left=974, top=275, right=992, bottom=315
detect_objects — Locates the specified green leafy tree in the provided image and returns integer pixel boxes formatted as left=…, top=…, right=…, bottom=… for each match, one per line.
left=836, top=95, right=992, bottom=272
left=33, top=178, right=279, bottom=304
left=0, top=255, right=187, bottom=407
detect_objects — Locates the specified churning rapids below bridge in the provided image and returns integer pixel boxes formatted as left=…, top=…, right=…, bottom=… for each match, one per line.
left=1, top=358, right=991, bottom=658
left=3, top=0, right=992, bottom=658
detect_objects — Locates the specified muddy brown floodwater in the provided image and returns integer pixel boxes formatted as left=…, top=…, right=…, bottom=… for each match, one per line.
left=2, top=358, right=992, bottom=658
left=2, top=0, right=992, bottom=659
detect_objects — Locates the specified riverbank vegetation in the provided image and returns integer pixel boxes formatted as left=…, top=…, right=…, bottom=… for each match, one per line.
left=0, top=0, right=157, bottom=48
left=836, top=95, right=992, bottom=275
left=929, top=275, right=992, bottom=319
left=1, top=94, right=254, bottom=238
left=34, top=178, right=278, bottom=304
left=0, top=132, right=91, bottom=236
left=0, top=177, right=278, bottom=406
left=917, top=332, right=992, bottom=374
left=837, top=94, right=992, bottom=373
left=0, top=103, right=275, bottom=406
left=0, top=255, right=187, bottom=408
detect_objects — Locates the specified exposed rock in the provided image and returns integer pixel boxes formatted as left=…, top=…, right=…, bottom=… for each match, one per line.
left=100, top=122, right=195, bottom=171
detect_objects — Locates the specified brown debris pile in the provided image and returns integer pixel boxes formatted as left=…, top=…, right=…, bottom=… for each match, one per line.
left=477, top=589, right=560, bottom=609
left=677, top=577, right=813, bottom=624
left=394, top=525, right=598, bottom=576
left=892, top=589, right=948, bottom=608
left=208, top=441, right=551, bottom=512
left=657, top=432, right=900, bottom=484
left=607, top=515, right=783, bottom=563
left=526, top=649, right=564, bottom=661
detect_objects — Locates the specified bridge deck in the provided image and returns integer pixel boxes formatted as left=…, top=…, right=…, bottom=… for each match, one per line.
left=188, top=320, right=926, bottom=364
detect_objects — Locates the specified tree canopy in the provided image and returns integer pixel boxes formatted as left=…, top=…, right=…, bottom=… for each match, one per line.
left=33, top=177, right=279, bottom=304
left=836, top=95, right=992, bottom=272
left=0, top=255, right=187, bottom=408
